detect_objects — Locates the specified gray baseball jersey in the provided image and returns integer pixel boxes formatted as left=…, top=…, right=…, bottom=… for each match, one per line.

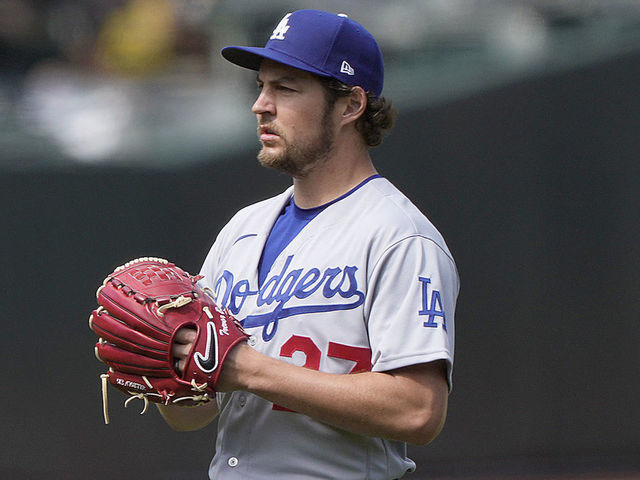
left=199, top=176, right=458, bottom=479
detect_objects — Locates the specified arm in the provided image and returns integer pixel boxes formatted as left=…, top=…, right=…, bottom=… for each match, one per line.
left=218, top=342, right=449, bottom=445
left=167, top=328, right=448, bottom=443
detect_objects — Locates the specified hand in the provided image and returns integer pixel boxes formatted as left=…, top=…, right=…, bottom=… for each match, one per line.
left=172, top=327, right=197, bottom=375
left=172, top=326, right=253, bottom=390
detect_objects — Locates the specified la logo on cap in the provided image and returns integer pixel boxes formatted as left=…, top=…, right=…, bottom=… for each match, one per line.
left=270, top=13, right=292, bottom=40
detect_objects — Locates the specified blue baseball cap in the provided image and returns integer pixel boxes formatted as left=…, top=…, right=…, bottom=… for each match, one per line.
left=221, top=9, right=384, bottom=97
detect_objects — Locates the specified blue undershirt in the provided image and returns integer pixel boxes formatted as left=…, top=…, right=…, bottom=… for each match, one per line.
left=257, top=174, right=381, bottom=288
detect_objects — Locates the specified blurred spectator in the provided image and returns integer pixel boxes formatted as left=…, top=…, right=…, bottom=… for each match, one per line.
left=94, top=0, right=176, bottom=75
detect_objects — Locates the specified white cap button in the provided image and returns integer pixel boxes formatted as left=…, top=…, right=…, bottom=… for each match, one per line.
left=228, top=457, right=239, bottom=467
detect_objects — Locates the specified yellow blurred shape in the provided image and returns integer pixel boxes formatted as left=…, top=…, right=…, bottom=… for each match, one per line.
left=95, top=0, right=176, bottom=75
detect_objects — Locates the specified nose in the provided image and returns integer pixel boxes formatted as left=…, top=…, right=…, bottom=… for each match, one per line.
left=252, top=88, right=275, bottom=116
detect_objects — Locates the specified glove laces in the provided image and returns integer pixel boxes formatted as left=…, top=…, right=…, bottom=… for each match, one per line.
left=99, top=375, right=212, bottom=424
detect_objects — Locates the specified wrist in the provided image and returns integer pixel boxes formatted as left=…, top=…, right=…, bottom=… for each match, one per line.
left=217, top=342, right=261, bottom=392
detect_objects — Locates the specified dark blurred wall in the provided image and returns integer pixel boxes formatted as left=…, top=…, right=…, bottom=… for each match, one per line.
left=1, top=52, right=638, bottom=479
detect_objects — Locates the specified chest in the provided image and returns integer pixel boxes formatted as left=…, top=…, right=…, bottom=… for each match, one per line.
left=208, top=222, right=374, bottom=373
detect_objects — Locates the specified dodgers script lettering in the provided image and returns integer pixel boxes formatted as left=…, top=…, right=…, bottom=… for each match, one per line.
left=213, top=255, right=365, bottom=341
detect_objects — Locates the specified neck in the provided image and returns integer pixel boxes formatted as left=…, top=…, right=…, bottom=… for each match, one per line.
left=292, top=142, right=377, bottom=209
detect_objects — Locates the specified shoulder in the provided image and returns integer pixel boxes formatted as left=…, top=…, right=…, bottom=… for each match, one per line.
left=357, top=178, right=454, bottom=262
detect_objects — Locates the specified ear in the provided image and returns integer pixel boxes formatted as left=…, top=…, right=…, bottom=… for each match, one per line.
left=338, top=86, right=367, bottom=127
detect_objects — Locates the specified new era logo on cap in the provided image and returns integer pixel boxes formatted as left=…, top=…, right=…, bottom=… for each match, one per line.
left=340, top=61, right=355, bottom=76
left=221, top=9, right=384, bottom=97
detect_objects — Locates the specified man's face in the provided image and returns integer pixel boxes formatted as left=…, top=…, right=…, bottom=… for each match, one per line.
left=253, top=60, right=336, bottom=177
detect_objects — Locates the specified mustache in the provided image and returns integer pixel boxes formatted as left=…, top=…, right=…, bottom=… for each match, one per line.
left=257, top=123, right=284, bottom=136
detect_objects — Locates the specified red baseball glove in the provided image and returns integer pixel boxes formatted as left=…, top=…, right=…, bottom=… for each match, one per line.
left=89, top=257, right=248, bottom=423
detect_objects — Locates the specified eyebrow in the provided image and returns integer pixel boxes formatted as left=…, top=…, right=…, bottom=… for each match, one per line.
left=256, top=74, right=300, bottom=84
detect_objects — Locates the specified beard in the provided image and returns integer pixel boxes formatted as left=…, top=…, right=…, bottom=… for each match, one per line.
left=257, top=108, right=336, bottom=178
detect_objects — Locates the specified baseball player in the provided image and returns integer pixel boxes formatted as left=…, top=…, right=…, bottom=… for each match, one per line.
left=159, top=10, right=459, bottom=479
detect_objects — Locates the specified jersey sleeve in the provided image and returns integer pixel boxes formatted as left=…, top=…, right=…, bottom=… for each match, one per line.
left=365, top=235, right=459, bottom=389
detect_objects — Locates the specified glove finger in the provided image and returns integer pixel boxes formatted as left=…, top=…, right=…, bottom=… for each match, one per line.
left=90, top=309, right=169, bottom=360
left=97, top=342, right=172, bottom=377
left=97, top=287, right=172, bottom=340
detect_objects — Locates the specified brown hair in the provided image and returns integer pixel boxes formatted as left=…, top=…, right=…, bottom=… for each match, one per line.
left=319, top=77, right=396, bottom=147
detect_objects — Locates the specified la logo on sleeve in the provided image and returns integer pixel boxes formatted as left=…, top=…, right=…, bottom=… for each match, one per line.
left=418, top=277, right=447, bottom=331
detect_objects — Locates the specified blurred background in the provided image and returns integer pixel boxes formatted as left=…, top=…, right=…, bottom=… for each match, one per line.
left=1, top=0, right=639, bottom=479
